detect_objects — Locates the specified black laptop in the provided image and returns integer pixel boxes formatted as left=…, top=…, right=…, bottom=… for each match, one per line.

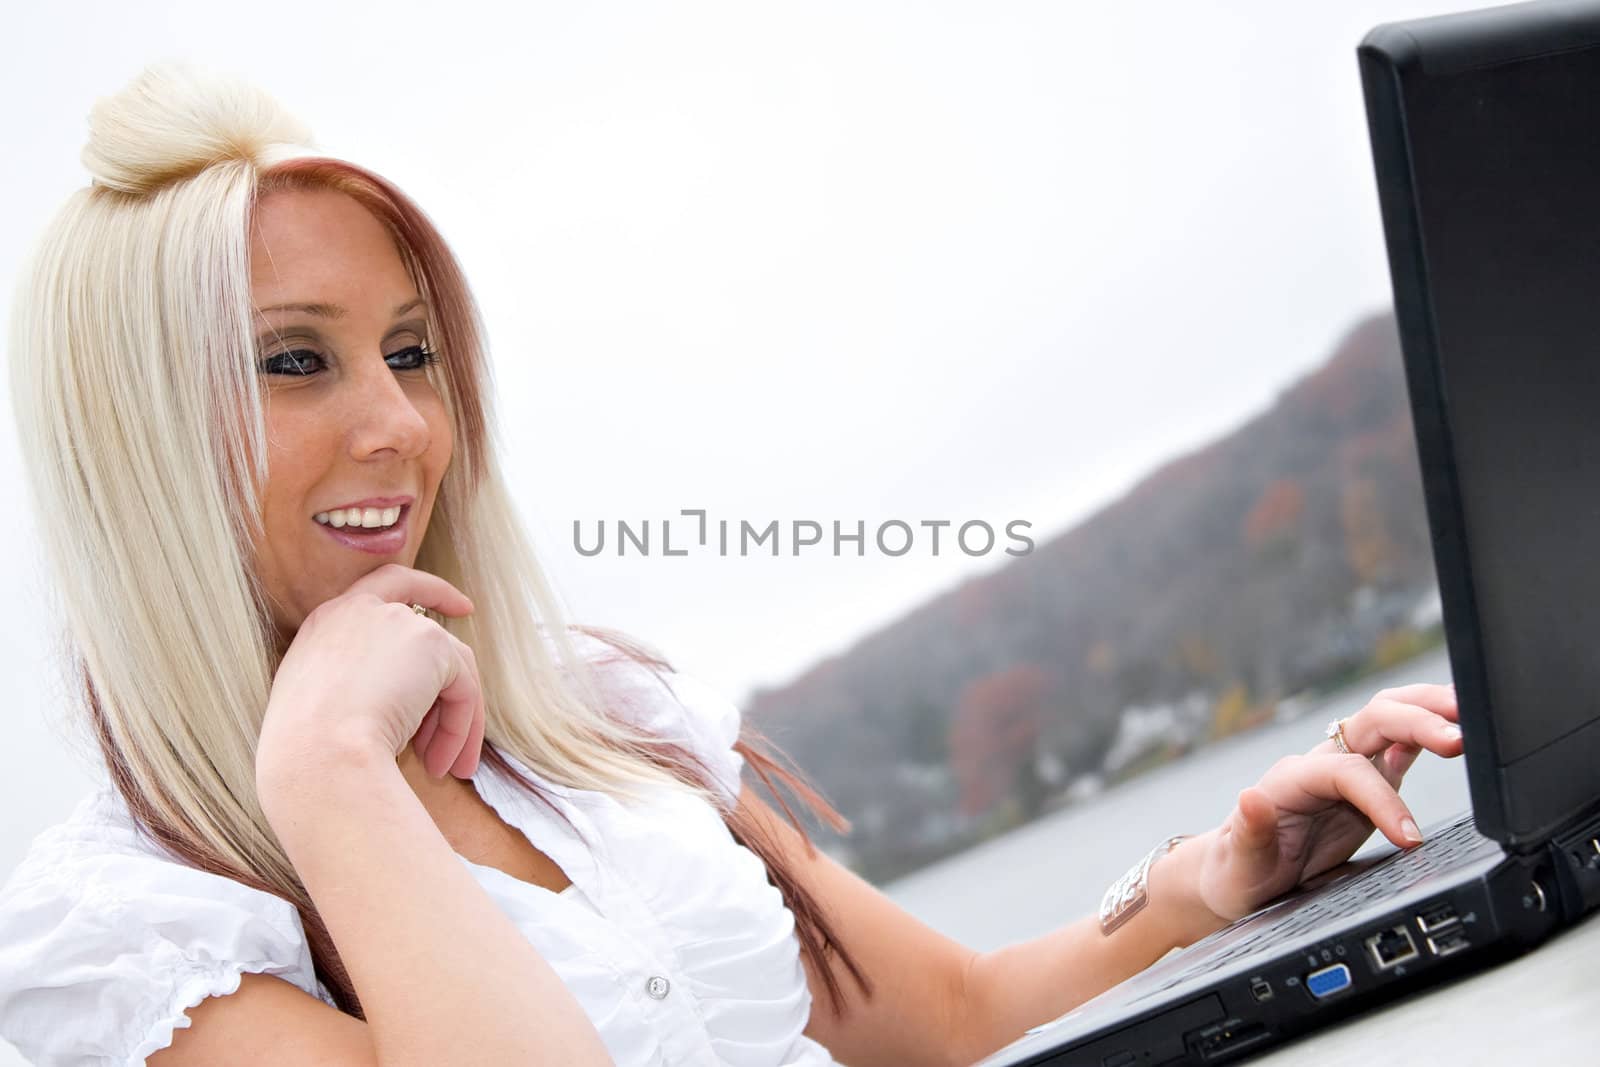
left=970, top=2, right=1600, bottom=1063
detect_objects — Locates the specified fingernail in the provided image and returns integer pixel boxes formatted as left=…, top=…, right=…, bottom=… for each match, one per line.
left=1441, top=724, right=1462, bottom=740
left=1401, top=817, right=1423, bottom=843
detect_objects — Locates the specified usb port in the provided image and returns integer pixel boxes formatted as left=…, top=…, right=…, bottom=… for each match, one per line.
left=1249, top=977, right=1273, bottom=1003
left=1364, top=924, right=1420, bottom=971
left=1415, top=901, right=1459, bottom=934
left=1427, top=927, right=1471, bottom=958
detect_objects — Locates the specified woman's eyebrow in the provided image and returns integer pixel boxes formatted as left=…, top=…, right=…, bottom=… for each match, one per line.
left=252, top=300, right=431, bottom=350
left=253, top=297, right=428, bottom=319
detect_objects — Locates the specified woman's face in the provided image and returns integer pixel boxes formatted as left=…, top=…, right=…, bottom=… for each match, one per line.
left=248, top=187, right=452, bottom=643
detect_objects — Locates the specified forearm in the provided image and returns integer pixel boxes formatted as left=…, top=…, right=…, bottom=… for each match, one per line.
left=259, top=745, right=612, bottom=1067
left=959, top=833, right=1228, bottom=1064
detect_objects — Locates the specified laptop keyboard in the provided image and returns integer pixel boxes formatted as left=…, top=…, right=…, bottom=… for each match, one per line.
left=1145, top=810, right=1492, bottom=994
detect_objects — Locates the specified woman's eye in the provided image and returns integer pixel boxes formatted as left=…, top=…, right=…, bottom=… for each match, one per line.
left=256, top=345, right=439, bottom=377
left=388, top=344, right=441, bottom=371
left=259, top=350, right=323, bottom=376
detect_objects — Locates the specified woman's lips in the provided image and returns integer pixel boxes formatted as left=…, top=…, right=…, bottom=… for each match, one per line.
left=315, top=504, right=410, bottom=555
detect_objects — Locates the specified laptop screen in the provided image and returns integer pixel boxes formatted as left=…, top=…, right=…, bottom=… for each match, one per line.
left=1362, top=13, right=1600, bottom=847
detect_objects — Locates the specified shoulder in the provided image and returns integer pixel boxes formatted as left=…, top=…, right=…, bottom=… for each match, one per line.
left=0, top=786, right=326, bottom=1066
left=557, top=628, right=748, bottom=805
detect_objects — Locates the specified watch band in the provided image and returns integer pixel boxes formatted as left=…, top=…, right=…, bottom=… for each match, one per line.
left=1098, top=834, right=1192, bottom=936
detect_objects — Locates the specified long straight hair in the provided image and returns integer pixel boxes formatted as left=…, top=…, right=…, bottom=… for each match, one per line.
left=11, top=60, right=871, bottom=1017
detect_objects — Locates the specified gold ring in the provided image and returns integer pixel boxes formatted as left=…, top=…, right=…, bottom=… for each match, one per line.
left=409, top=602, right=428, bottom=616
left=1325, top=718, right=1352, bottom=754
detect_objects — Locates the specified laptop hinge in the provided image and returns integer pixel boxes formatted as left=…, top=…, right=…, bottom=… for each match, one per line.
left=1543, top=805, right=1600, bottom=917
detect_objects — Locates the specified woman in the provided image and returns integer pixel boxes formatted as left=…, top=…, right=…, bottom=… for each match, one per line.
left=0, top=61, right=1462, bottom=1067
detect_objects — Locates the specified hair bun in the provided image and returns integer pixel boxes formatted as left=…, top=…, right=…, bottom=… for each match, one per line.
left=81, top=59, right=316, bottom=195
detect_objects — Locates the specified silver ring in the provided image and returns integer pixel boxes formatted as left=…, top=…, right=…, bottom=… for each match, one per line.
left=409, top=602, right=429, bottom=617
left=1325, top=718, right=1352, bottom=754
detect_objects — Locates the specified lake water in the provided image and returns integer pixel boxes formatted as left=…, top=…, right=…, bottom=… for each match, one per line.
left=883, top=647, right=1466, bottom=952
left=0, top=649, right=1460, bottom=1065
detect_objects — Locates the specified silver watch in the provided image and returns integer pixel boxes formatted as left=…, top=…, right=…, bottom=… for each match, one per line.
left=1098, top=834, right=1192, bottom=935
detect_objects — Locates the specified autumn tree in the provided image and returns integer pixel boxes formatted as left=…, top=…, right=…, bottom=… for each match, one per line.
left=1341, top=477, right=1396, bottom=585
left=1243, top=477, right=1306, bottom=557
left=947, top=664, right=1056, bottom=819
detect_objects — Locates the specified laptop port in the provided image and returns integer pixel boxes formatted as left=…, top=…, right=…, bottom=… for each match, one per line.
left=1193, top=1020, right=1269, bottom=1060
left=1249, top=977, right=1274, bottom=1003
left=1427, top=927, right=1471, bottom=957
left=1305, top=963, right=1353, bottom=999
left=1416, top=900, right=1459, bottom=933
left=1364, top=924, right=1420, bottom=971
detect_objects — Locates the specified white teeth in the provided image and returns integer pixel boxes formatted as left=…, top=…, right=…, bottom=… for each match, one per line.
left=315, top=505, right=402, bottom=530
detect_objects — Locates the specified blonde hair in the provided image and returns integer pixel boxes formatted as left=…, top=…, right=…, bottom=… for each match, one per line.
left=9, top=59, right=869, bottom=1016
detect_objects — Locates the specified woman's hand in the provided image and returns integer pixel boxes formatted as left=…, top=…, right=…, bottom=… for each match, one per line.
left=1187, top=682, right=1463, bottom=927
left=255, top=563, right=484, bottom=799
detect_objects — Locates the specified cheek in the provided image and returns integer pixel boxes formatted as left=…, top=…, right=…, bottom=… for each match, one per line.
left=421, top=396, right=454, bottom=474
left=258, top=408, right=332, bottom=543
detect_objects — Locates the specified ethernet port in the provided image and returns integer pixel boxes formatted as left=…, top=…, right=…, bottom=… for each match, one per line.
left=1364, top=924, right=1420, bottom=971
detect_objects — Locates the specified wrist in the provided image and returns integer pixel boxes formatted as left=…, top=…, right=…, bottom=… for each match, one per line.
left=256, top=731, right=398, bottom=829
left=1146, top=830, right=1230, bottom=951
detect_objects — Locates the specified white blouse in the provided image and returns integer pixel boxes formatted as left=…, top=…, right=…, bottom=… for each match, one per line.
left=0, top=635, right=841, bottom=1066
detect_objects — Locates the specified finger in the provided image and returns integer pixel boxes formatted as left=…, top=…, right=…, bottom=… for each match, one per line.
left=1371, top=683, right=1459, bottom=721
left=412, top=702, right=440, bottom=761
left=1378, top=743, right=1422, bottom=788
left=448, top=698, right=485, bottom=779
left=444, top=639, right=486, bottom=778
left=423, top=632, right=484, bottom=778
left=1284, top=753, right=1424, bottom=848
left=1220, top=787, right=1282, bottom=888
left=346, top=563, right=475, bottom=617
left=1235, top=786, right=1279, bottom=850
left=1338, top=697, right=1462, bottom=758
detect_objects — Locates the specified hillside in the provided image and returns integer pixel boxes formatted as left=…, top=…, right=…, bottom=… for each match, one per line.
left=744, top=311, right=1440, bottom=881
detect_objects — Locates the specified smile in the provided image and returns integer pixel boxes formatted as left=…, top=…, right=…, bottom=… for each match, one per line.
left=315, top=505, right=402, bottom=529
left=313, top=503, right=411, bottom=555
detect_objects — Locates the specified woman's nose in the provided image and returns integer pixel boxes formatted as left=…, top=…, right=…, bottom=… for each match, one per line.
left=345, top=360, right=431, bottom=461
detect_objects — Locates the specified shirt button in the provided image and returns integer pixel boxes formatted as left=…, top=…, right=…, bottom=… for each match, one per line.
left=645, top=975, right=671, bottom=1000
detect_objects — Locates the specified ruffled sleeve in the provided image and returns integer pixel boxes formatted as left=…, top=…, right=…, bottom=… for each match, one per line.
left=570, top=632, right=748, bottom=806
left=0, top=793, right=325, bottom=1067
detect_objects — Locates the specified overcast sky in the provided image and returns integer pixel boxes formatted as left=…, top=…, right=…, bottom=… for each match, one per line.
left=0, top=8, right=1480, bottom=1036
